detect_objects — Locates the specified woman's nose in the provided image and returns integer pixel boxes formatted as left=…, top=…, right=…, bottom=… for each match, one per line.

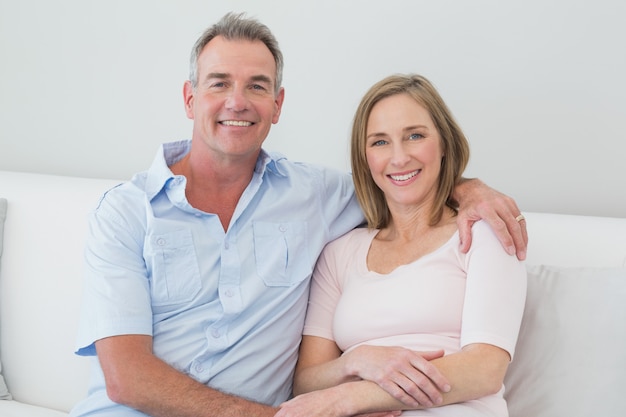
left=391, top=143, right=410, bottom=166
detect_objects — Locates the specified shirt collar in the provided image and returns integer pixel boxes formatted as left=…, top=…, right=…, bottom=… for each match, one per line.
left=144, top=140, right=189, bottom=200
left=144, top=140, right=289, bottom=201
left=257, top=148, right=288, bottom=177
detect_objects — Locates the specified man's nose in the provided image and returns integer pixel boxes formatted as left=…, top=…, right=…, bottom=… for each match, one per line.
left=225, top=87, right=249, bottom=111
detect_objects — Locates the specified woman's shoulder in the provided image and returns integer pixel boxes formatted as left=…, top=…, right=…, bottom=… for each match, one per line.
left=470, top=219, right=499, bottom=241
left=322, top=226, right=375, bottom=257
left=333, top=226, right=376, bottom=244
left=467, top=220, right=522, bottom=261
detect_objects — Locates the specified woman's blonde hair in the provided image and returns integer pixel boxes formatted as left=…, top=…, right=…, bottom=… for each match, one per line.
left=350, top=74, right=470, bottom=229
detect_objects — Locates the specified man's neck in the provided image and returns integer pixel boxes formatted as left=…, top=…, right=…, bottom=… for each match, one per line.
left=170, top=151, right=258, bottom=231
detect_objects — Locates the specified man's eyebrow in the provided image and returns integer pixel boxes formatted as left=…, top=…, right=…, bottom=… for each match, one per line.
left=250, top=74, right=273, bottom=85
left=205, top=72, right=229, bottom=81
left=202, top=73, right=273, bottom=87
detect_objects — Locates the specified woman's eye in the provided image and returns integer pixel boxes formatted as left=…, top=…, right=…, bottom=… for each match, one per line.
left=409, top=133, right=423, bottom=140
left=371, top=139, right=387, bottom=147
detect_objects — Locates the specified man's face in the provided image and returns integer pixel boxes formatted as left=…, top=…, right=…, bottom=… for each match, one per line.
left=184, top=36, right=284, bottom=162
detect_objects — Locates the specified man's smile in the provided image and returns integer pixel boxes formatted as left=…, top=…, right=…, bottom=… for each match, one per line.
left=220, top=120, right=253, bottom=126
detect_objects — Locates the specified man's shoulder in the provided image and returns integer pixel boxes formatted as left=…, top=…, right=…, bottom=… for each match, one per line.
left=266, top=150, right=337, bottom=172
left=101, top=171, right=148, bottom=199
left=92, top=171, right=150, bottom=218
left=267, top=151, right=350, bottom=181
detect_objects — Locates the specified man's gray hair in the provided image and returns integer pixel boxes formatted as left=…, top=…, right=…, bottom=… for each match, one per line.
left=189, top=12, right=284, bottom=94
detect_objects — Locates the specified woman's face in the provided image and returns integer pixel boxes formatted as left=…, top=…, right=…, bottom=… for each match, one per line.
left=365, top=93, right=444, bottom=211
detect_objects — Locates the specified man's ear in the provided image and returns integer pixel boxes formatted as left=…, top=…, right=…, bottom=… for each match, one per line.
left=272, top=87, right=285, bottom=125
left=183, top=80, right=195, bottom=120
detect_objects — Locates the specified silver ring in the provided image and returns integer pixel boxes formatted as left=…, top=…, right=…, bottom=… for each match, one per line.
left=515, top=214, right=525, bottom=222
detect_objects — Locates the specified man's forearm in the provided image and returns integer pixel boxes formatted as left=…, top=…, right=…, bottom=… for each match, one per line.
left=98, top=336, right=278, bottom=417
left=137, top=374, right=277, bottom=417
left=109, top=357, right=278, bottom=417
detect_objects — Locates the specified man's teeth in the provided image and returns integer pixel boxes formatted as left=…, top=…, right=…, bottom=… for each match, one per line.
left=222, top=120, right=252, bottom=126
left=390, top=171, right=419, bottom=181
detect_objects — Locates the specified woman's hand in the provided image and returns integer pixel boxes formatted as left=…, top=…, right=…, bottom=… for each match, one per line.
left=344, top=345, right=450, bottom=408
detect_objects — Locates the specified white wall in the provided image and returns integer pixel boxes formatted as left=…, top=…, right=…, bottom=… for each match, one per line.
left=1, top=0, right=624, bottom=218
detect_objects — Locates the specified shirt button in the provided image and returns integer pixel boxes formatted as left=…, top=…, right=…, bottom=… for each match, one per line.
left=279, top=225, right=287, bottom=232
left=195, top=364, right=204, bottom=372
left=156, top=238, right=166, bottom=246
left=225, top=289, right=234, bottom=297
left=211, top=329, right=220, bottom=338
left=224, top=242, right=230, bottom=250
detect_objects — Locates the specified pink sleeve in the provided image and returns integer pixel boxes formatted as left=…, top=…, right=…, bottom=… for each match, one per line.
left=460, top=221, right=528, bottom=359
left=302, top=238, right=346, bottom=341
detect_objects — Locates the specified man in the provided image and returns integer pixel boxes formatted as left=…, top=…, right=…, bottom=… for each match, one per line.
left=70, top=12, right=527, bottom=417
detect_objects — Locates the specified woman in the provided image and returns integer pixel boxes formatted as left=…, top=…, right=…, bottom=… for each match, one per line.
left=276, top=74, right=527, bottom=417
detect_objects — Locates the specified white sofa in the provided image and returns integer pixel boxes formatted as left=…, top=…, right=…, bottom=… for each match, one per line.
left=1, top=169, right=625, bottom=417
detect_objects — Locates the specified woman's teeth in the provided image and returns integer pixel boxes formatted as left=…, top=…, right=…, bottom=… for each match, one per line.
left=390, top=170, right=419, bottom=181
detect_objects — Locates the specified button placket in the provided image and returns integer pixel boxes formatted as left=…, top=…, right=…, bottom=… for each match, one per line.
left=219, top=229, right=242, bottom=314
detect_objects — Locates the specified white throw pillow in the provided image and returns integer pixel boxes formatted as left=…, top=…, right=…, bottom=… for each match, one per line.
left=504, top=265, right=626, bottom=417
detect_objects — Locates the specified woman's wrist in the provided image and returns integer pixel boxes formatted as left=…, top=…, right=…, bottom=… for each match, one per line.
left=341, top=345, right=365, bottom=380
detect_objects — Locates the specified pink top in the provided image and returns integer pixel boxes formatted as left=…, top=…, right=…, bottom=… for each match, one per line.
left=303, top=221, right=527, bottom=416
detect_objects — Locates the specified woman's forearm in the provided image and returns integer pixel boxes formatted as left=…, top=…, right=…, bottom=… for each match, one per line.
left=293, top=354, right=357, bottom=395
left=293, top=344, right=509, bottom=416
left=333, top=379, right=411, bottom=415
left=428, top=344, right=509, bottom=405
left=323, top=345, right=508, bottom=416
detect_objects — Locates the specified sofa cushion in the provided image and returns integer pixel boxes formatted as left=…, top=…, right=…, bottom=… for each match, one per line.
left=0, top=197, right=12, bottom=401
left=504, top=265, right=626, bottom=417
left=0, top=398, right=68, bottom=416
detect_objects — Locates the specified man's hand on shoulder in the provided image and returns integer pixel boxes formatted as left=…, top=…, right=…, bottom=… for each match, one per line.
left=453, top=178, right=528, bottom=260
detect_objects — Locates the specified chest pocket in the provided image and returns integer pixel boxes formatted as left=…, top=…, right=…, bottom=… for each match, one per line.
left=145, top=229, right=202, bottom=306
left=253, top=221, right=312, bottom=286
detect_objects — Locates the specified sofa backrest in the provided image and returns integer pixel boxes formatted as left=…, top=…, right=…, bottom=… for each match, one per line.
left=0, top=170, right=122, bottom=412
left=522, top=211, right=626, bottom=268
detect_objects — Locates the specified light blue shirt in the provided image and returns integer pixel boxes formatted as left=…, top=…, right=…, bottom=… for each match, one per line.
left=70, top=140, right=363, bottom=416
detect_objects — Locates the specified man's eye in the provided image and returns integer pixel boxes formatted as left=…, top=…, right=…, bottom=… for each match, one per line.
left=211, top=82, right=226, bottom=88
left=252, top=84, right=267, bottom=91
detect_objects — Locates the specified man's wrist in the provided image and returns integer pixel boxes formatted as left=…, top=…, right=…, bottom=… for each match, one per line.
left=334, top=384, right=358, bottom=417
left=453, top=177, right=482, bottom=203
